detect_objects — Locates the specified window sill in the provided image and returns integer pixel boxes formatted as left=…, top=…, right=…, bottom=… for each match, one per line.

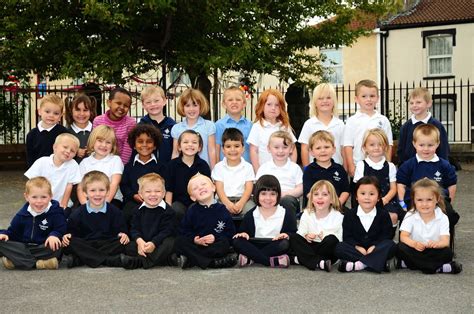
left=423, top=75, right=455, bottom=80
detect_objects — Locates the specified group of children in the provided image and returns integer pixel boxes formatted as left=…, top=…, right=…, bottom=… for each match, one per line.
left=0, top=79, right=462, bottom=274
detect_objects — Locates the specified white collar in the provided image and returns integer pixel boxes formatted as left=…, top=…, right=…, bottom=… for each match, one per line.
left=365, top=157, right=386, bottom=169
left=413, top=206, right=444, bottom=222
left=71, top=121, right=93, bottom=133
left=416, top=154, right=439, bottom=163
left=262, top=119, right=282, bottom=128
left=90, top=153, right=114, bottom=163
left=27, top=202, right=52, bottom=217
left=411, top=112, right=431, bottom=124
left=38, top=122, right=56, bottom=132
left=356, top=110, right=378, bottom=117
left=269, top=158, right=291, bottom=169
left=139, top=199, right=167, bottom=210
left=222, top=157, right=244, bottom=169
left=254, top=204, right=285, bottom=219
left=357, top=206, right=376, bottom=218
left=133, top=154, right=157, bottom=165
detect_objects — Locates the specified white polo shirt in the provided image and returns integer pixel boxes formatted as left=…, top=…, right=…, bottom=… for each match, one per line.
left=297, top=209, right=344, bottom=241
left=400, top=207, right=449, bottom=242
left=254, top=205, right=286, bottom=238
left=343, top=111, right=393, bottom=164
left=25, top=155, right=81, bottom=203
left=255, top=159, right=303, bottom=193
left=298, top=116, right=345, bottom=165
left=211, top=157, right=255, bottom=198
left=353, top=157, right=397, bottom=183
left=357, top=206, right=377, bottom=232
left=79, top=153, right=124, bottom=200
left=247, top=120, right=296, bottom=166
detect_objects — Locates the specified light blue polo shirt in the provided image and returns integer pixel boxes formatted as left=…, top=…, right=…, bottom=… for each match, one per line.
left=215, top=114, right=252, bottom=162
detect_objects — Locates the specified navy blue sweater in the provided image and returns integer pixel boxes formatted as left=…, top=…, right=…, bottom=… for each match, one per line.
left=26, top=124, right=68, bottom=167
left=179, top=202, right=235, bottom=241
left=139, top=115, right=176, bottom=163
left=67, top=203, right=127, bottom=241
left=342, top=206, right=392, bottom=248
left=238, top=206, right=297, bottom=237
left=165, top=155, right=211, bottom=207
left=120, top=159, right=165, bottom=203
left=0, top=200, right=66, bottom=244
left=396, top=156, right=457, bottom=202
left=130, top=203, right=176, bottom=246
left=397, top=117, right=450, bottom=166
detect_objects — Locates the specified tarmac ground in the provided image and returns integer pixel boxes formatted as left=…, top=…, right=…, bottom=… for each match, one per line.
left=0, top=167, right=473, bottom=312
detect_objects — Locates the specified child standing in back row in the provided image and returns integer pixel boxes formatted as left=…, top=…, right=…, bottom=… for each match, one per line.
left=247, top=89, right=297, bottom=172
left=171, top=88, right=216, bottom=169
left=93, top=87, right=136, bottom=164
left=343, top=80, right=393, bottom=177
left=299, top=83, right=345, bottom=167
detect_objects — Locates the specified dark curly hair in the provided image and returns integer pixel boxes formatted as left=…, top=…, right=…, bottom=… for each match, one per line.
left=127, top=124, right=162, bottom=149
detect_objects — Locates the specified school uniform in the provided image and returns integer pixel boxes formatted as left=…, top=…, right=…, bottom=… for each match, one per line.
left=124, top=200, right=176, bottom=268
left=290, top=209, right=343, bottom=270
left=397, top=113, right=450, bottom=166
left=335, top=206, right=396, bottom=273
left=298, top=116, right=345, bottom=165
left=139, top=114, right=176, bottom=163
left=302, top=159, right=349, bottom=207
left=164, top=155, right=211, bottom=220
left=0, top=200, right=66, bottom=269
left=26, top=123, right=68, bottom=167
left=215, top=114, right=253, bottom=162
left=64, top=202, right=127, bottom=268
left=67, top=122, right=92, bottom=164
left=175, top=202, right=236, bottom=269
left=397, top=207, right=453, bottom=274
left=232, top=205, right=297, bottom=266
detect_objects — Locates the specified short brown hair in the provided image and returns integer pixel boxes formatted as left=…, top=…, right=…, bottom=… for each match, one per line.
left=308, top=130, right=335, bottom=150
left=409, top=87, right=432, bottom=103
left=177, top=88, right=209, bottom=117
left=40, top=94, right=65, bottom=112
left=25, top=177, right=52, bottom=196
left=81, top=170, right=110, bottom=192
left=413, top=124, right=440, bottom=144
left=355, top=79, right=378, bottom=96
left=138, top=173, right=165, bottom=192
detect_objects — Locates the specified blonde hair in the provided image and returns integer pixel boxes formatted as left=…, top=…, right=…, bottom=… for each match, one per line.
left=40, top=94, right=65, bottom=112
left=177, top=88, right=209, bottom=117
left=409, top=178, right=445, bottom=213
left=268, top=130, right=294, bottom=147
left=409, top=87, right=432, bottom=103
left=54, top=133, right=80, bottom=149
left=187, top=173, right=213, bottom=196
left=362, top=128, right=389, bottom=155
left=138, top=173, right=165, bottom=192
left=81, top=170, right=110, bottom=192
left=141, top=86, right=166, bottom=101
left=254, top=89, right=291, bottom=128
left=25, top=177, right=52, bottom=196
left=355, top=79, right=379, bottom=96
left=86, top=125, right=119, bottom=155
left=413, top=124, right=440, bottom=144
left=222, top=86, right=246, bottom=106
left=310, top=83, right=338, bottom=117
left=308, top=130, right=335, bottom=150
left=306, top=180, right=341, bottom=213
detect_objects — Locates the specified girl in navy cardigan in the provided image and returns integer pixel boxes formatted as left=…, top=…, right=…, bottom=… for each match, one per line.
left=335, top=176, right=396, bottom=273
left=233, top=175, right=297, bottom=268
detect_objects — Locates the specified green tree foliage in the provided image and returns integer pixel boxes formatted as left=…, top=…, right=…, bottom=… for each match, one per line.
left=0, top=0, right=396, bottom=86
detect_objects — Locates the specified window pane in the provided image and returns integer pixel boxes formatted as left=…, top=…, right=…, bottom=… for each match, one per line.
left=432, top=98, right=455, bottom=141
left=322, top=49, right=343, bottom=84
left=428, top=36, right=452, bottom=55
left=429, top=57, right=452, bottom=74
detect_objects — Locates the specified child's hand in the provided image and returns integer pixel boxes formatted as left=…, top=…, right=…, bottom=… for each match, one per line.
left=317, top=231, right=324, bottom=240
left=62, top=233, right=72, bottom=247
left=201, top=234, right=215, bottom=245
left=272, top=233, right=289, bottom=241
left=45, top=236, right=61, bottom=251
left=355, top=245, right=367, bottom=255
left=224, top=201, right=236, bottom=214
left=414, top=241, right=426, bottom=252
left=233, top=200, right=244, bottom=214
left=118, top=233, right=130, bottom=245
left=426, top=240, right=439, bottom=249
left=381, top=197, right=388, bottom=206
left=367, top=245, right=375, bottom=254
left=144, top=241, right=156, bottom=253
left=233, top=232, right=249, bottom=240
left=136, top=238, right=147, bottom=257
left=133, top=194, right=144, bottom=203
left=194, top=236, right=207, bottom=246
left=77, top=148, right=87, bottom=158
left=0, top=234, right=9, bottom=241
left=305, top=233, right=317, bottom=242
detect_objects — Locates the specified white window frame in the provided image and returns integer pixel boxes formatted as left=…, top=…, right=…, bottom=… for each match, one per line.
left=426, top=34, right=453, bottom=77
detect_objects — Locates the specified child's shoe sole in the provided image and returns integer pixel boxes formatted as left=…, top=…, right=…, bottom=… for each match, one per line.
left=2, top=257, right=15, bottom=270
left=36, top=257, right=59, bottom=270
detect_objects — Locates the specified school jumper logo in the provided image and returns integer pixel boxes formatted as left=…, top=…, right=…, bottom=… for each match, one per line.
left=39, top=219, right=49, bottom=230
left=163, top=128, right=171, bottom=139
left=214, top=221, right=226, bottom=233
left=333, top=171, right=341, bottom=182
left=377, top=121, right=383, bottom=128
left=434, top=171, right=442, bottom=182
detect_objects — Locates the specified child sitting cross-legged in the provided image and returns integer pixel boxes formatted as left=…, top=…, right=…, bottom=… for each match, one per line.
left=0, top=177, right=66, bottom=270
left=62, top=171, right=129, bottom=268
left=174, top=174, right=237, bottom=269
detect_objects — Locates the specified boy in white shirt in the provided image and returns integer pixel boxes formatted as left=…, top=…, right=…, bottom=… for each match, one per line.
left=256, top=131, right=303, bottom=215
left=343, top=79, right=393, bottom=177
left=212, top=128, right=255, bottom=218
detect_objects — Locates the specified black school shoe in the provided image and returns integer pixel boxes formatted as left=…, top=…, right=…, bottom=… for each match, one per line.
left=338, top=260, right=351, bottom=272
left=449, top=261, right=463, bottom=274
left=384, top=258, right=396, bottom=273
left=322, top=259, right=332, bottom=272
left=62, top=255, right=83, bottom=269
left=121, top=254, right=143, bottom=270
left=103, top=254, right=123, bottom=267
left=209, top=254, right=237, bottom=269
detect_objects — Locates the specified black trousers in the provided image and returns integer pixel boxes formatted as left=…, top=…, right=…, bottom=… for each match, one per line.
left=290, top=234, right=339, bottom=270
left=397, top=242, right=453, bottom=274
left=172, top=201, right=188, bottom=224
left=174, top=236, right=230, bottom=269
left=124, top=237, right=175, bottom=269
left=232, top=237, right=289, bottom=266
left=0, top=241, right=61, bottom=270
left=335, top=239, right=396, bottom=273
left=122, top=200, right=140, bottom=232
left=65, top=237, right=125, bottom=268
